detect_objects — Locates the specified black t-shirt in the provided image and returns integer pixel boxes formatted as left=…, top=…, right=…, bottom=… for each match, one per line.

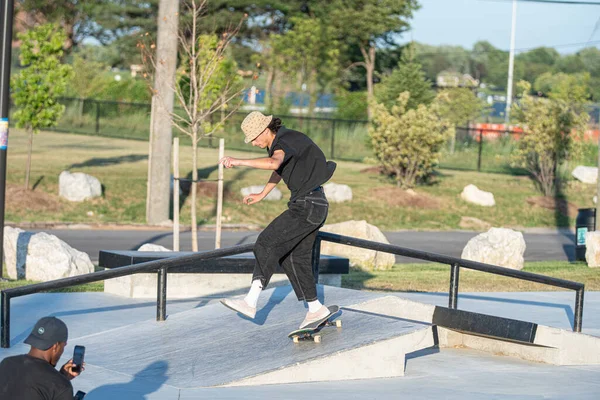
left=0, top=354, right=73, bottom=400
left=268, top=126, right=336, bottom=201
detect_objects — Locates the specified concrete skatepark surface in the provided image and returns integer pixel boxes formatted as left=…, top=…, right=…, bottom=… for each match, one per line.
left=1, top=286, right=599, bottom=399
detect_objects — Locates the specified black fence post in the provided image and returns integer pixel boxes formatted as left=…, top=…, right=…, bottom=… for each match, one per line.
left=575, top=286, right=584, bottom=333
left=449, top=263, right=460, bottom=309
left=477, top=129, right=483, bottom=172
left=330, top=120, right=336, bottom=159
left=95, top=100, right=100, bottom=134
left=157, top=268, right=167, bottom=321
left=1, top=291, right=10, bottom=348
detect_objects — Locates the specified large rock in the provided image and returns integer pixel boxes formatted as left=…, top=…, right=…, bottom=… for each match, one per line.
left=320, top=220, right=395, bottom=271
left=59, top=171, right=102, bottom=202
left=240, top=185, right=282, bottom=201
left=461, top=184, right=495, bottom=207
left=572, top=166, right=598, bottom=184
left=323, top=183, right=352, bottom=203
left=461, top=227, right=526, bottom=270
left=138, top=243, right=172, bottom=252
left=585, top=231, right=600, bottom=268
left=3, top=226, right=94, bottom=281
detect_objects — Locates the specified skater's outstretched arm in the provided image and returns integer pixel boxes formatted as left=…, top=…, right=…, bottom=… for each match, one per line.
left=243, top=172, right=281, bottom=205
left=219, top=150, right=285, bottom=171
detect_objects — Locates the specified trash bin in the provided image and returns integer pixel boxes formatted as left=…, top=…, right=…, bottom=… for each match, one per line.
left=576, top=208, right=596, bottom=261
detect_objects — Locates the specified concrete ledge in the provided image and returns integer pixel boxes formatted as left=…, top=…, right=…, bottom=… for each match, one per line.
left=104, top=273, right=342, bottom=299
left=100, top=250, right=348, bottom=298
left=358, top=296, right=600, bottom=366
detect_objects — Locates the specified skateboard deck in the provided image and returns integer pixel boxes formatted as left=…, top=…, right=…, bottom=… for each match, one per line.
left=288, top=305, right=342, bottom=343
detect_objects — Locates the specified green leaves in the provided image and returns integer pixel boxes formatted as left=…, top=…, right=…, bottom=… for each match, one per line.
left=375, top=45, right=435, bottom=112
left=11, top=23, right=73, bottom=133
left=512, top=79, right=590, bottom=196
left=369, top=92, right=453, bottom=188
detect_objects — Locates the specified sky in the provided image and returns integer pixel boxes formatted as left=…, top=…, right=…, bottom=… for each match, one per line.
left=401, top=0, right=600, bottom=54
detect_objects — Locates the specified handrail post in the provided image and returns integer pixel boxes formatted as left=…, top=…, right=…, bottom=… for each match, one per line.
left=574, top=286, right=584, bottom=332
left=449, top=263, right=460, bottom=309
left=157, top=268, right=167, bottom=322
left=2, top=291, right=10, bottom=348
left=312, top=237, right=322, bottom=285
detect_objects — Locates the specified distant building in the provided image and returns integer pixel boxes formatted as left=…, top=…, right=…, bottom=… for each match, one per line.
left=436, top=71, right=479, bottom=88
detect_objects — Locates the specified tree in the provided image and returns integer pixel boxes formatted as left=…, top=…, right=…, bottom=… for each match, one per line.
left=15, top=0, right=99, bottom=52
left=12, top=23, right=72, bottom=190
left=271, top=17, right=341, bottom=117
left=375, top=45, right=435, bottom=112
left=533, top=72, right=591, bottom=104
left=141, top=0, right=245, bottom=250
left=328, top=0, right=419, bottom=119
left=512, top=81, right=589, bottom=197
left=369, top=92, right=453, bottom=188
left=435, top=88, right=487, bottom=153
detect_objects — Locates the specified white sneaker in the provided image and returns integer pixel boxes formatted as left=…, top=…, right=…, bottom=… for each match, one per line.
left=299, top=305, right=330, bottom=329
left=220, top=298, right=257, bottom=319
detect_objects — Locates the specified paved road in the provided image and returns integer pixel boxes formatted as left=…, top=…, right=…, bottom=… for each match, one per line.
left=31, top=228, right=577, bottom=263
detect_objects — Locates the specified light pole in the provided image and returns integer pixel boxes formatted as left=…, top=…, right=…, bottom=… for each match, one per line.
left=0, top=0, right=14, bottom=279
left=505, top=0, right=518, bottom=127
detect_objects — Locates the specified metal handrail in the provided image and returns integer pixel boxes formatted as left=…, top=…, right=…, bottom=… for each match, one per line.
left=318, top=232, right=585, bottom=332
left=1, top=243, right=254, bottom=348
left=1, top=232, right=585, bottom=348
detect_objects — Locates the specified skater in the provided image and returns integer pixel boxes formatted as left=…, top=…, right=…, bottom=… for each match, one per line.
left=219, top=111, right=336, bottom=328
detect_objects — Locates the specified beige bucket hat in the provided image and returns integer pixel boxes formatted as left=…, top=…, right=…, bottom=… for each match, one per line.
left=241, top=111, right=273, bottom=143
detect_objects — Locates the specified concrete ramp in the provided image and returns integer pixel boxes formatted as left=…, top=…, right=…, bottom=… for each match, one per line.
left=73, top=287, right=434, bottom=388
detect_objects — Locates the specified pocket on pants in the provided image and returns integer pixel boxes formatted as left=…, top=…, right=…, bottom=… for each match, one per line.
left=306, top=198, right=328, bottom=225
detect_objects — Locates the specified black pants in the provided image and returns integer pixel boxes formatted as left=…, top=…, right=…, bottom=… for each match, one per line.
left=252, top=188, right=329, bottom=302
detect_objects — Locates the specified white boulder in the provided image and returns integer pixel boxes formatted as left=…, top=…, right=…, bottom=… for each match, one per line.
left=585, top=231, right=600, bottom=268
left=461, top=227, right=526, bottom=270
left=572, top=166, right=598, bottom=184
left=323, top=183, right=352, bottom=203
left=240, top=185, right=282, bottom=201
left=59, top=171, right=102, bottom=202
left=461, top=184, right=495, bottom=207
left=3, top=226, right=94, bottom=281
left=138, top=243, right=172, bottom=252
left=320, top=220, right=395, bottom=271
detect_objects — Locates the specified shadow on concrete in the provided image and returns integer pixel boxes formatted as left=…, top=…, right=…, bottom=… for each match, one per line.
left=85, top=361, right=169, bottom=400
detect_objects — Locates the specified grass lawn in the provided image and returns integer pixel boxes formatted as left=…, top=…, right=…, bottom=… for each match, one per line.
left=4, top=129, right=597, bottom=231
left=343, top=261, right=600, bottom=292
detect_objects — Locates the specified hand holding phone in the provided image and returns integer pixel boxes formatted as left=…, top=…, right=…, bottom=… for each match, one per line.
left=72, top=345, right=85, bottom=374
left=74, top=391, right=86, bottom=400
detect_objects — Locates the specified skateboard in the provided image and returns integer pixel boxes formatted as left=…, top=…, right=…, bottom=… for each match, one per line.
left=288, top=305, right=342, bottom=343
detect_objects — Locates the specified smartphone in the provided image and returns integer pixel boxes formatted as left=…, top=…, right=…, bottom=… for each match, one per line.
left=74, top=391, right=86, bottom=400
left=72, top=345, right=85, bottom=374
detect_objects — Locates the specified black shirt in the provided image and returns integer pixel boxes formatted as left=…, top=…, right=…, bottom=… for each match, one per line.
left=268, top=126, right=336, bottom=201
left=0, top=354, right=73, bottom=400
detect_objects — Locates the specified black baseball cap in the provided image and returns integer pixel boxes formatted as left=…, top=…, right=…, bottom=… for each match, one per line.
left=24, top=317, right=68, bottom=350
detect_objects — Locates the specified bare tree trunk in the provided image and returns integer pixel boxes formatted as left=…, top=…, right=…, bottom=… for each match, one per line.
left=146, top=0, right=179, bottom=224
left=25, top=127, right=33, bottom=190
left=361, top=44, right=376, bottom=120
left=265, top=66, right=275, bottom=110
left=191, top=132, right=198, bottom=252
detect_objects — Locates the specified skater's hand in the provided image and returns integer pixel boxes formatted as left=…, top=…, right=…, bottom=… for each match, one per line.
left=243, top=193, right=263, bottom=205
left=219, top=156, right=240, bottom=169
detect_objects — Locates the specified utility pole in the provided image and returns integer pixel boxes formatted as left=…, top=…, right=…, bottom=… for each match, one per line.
left=0, top=0, right=14, bottom=279
left=505, top=0, right=517, bottom=127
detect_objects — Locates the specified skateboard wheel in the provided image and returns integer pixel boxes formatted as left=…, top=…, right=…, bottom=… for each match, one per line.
left=293, top=336, right=300, bottom=343
left=335, top=320, right=342, bottom=328
left=314, top=335, right=321, bottom=343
